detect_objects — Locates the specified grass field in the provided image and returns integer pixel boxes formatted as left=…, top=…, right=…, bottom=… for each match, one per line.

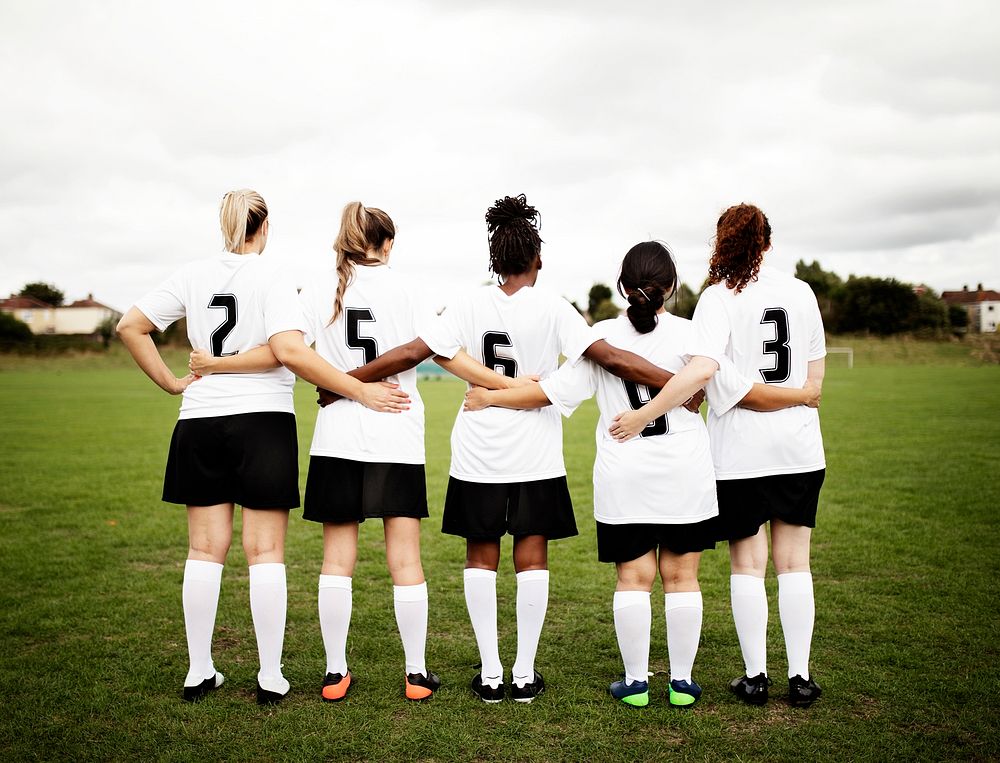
left=1, top=341, right=999, bottom=761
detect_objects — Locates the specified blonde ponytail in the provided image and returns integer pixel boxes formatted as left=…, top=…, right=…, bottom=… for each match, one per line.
left=220, top=189, right=268, bottom=253
left=329, top=201, right=396, bottom=324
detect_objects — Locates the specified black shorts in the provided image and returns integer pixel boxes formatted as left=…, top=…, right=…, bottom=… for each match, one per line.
left=596, top=520, right=716, bottom=564
left=714, top=469, right=825, bottom=542
left=442, top=476, right=577, bottom=541
left=162, top=412, right=299, bottom=509
left=303, top=456, right=428, bottom=524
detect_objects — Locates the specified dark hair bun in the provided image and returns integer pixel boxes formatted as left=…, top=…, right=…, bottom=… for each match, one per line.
left=485, top=194, right=539, bottom=232
left=625, top=287, right=665, bottom=334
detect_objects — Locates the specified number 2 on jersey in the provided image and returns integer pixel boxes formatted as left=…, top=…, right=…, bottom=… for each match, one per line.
left=621, top=380, right=669, bottom=437
left=760, top=307, right=791, bottom=383
left=483, top=331, right=517, bottom=378
left=208, top=294, right=238, bottom=357
left=345, top=308, right=378, bottom=365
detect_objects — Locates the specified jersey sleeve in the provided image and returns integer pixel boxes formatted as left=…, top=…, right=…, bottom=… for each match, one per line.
left=133, top=269, right=187, bottom=332
left=556, top=298, right=594, bottom=364
left=806, top=290, right=827, bottom=361
left=539, top=357, right=597, bottom=418
left=262, top=272, right=309, bottom=340
left=296, top=280, right=324, bottom=347
left=689, top=288, right=731, bottom=363
left=419, top=296, right=465, bottom=360
left=705, top=356, right=753, bottom=416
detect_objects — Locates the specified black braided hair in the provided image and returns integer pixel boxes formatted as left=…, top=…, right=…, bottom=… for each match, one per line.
left=485, top=194, right=543, bottom=277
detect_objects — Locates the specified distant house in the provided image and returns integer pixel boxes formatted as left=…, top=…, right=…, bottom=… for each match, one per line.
left=941, top=284, right=1000, bottom=333
left=0, top=293, right=122, bottom=335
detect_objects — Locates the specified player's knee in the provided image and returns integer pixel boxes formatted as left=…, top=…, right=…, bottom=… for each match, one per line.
left=189, top=538, right=229, bottom=563
left=243, top=537, right=282, bottom=565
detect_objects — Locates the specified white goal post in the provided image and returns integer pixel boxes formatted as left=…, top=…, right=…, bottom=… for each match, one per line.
left=827, top=346, right=854, bottom=369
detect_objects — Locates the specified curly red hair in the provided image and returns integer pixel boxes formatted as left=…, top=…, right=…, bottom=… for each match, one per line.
left=707, top=203, right=771, bottom=294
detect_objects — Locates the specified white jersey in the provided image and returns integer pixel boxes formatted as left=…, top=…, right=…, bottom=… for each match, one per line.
left=541, top=314, right=745, bottom=525
left=421, top=284, right=593, bottom=483
left=299, top=265, right=430, bottom=464
left=134, top=252, right=307, bottom=420
left=691, top=264, right=827, bottom=479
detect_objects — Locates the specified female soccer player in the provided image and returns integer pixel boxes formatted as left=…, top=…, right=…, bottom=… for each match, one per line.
left=609, top=204, right=827, bottom=708
left=465, top=241, right=820, bottom=708
left=117, top=189, right=408, bottom=705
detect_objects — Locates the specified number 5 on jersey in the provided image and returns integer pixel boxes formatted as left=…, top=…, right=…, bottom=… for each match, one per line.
left=345, top=308, right=379, bottom=365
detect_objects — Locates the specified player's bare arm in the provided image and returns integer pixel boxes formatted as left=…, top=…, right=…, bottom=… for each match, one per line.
left=189, top=345, right=280, bottom=376
left=464, top=383, right=550, bottom=412
left=269, top=329, right=410, bottom=413
left=609, top=355, right=719, bottom=441
left=739, top=379, right=822, bottom=412
left=116, top=307, right=197, bottom=395
left=584, top=339, right=704, bottom=413
left=317, top=338, right=536, bottom=407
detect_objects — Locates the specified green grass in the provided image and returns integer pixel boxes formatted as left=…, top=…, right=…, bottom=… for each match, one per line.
left=1, top=343, right=999, bottom=761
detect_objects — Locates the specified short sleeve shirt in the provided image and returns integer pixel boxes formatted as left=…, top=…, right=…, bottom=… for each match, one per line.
left=420, top=284, right=593, bottom=482
left=134, top=253, right=307, bottom=419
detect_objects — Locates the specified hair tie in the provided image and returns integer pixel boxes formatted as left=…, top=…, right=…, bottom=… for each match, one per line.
left=637, top=287, right=650, bottom=302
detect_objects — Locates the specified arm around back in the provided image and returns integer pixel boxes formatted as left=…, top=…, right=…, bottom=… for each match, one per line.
left=268, top=330, right=410, bottom=412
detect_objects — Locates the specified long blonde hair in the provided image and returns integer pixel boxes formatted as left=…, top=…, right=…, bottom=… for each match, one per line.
left=220, top=189, right=268, bottom=252
left=330, top=201, right=395, bottom=324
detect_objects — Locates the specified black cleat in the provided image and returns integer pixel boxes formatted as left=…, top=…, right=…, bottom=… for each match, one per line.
left=788, top=674, right=822, bottom=707
left=510, top=671, right=545, bottom=704
left=729, top=673, right=771, bottom=706
left=256, top=681, right=288, bottom=706
left=471, top=673, right=505, bottom=704
left=182, top=672, right=224, bottom=703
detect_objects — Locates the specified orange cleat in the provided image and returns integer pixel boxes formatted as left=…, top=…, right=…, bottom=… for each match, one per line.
left=321, top=671, right=352, bottom=702
left=404, top=671, right=441, bottom=701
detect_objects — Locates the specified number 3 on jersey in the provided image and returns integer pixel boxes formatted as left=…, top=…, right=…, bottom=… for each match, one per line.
left=483, top=331, right=517, bottom=378
left=760, top=307, right=791, bottom=383
left=621, top=380, right=668, bottom=437
left=346, top=308, right=378, bottom=365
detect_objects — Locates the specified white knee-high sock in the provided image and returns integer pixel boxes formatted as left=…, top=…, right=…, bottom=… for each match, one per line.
left=394, top=582, right=429, bottom=676
left=318, top=575, right=352, bottom=675
left=464, top=568, right=502, bottom=688
left=665, top=591, right=703, bottom=683
left=731, top=574, right=768, bottom=677
left=613, top=590, right=651, bottom=685
left=182, top=560, right=224, bottom=686
left=249, top=563, right=288, bottom=694
left=512, top=569, right=549, bottom=687
left=778, top=571, right=815, bottom=680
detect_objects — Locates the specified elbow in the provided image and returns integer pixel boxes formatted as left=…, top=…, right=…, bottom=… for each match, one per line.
left=404, top=339, right=431, bottom=366
left=269, top=338, right=298, bottom=369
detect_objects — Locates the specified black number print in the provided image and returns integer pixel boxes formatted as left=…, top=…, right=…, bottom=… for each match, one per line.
left=482, top=331, right=517, bottom=378
left=621, top=380, right=669, bottom=438
left=760, top=307, right=791, bottom=383
left=345, top=308, right=378, bottom=365
left=208, top=294, right=238, bottom=357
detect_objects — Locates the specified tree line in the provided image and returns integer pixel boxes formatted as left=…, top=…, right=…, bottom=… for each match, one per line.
left=583, top=261, right=968, bottom=336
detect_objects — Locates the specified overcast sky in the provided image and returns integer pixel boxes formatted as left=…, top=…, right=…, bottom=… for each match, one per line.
left=2, top=0, right=998, bottom=312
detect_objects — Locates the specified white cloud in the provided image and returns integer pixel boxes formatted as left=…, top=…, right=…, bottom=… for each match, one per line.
left=1, top=0, right=997, bottom=313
